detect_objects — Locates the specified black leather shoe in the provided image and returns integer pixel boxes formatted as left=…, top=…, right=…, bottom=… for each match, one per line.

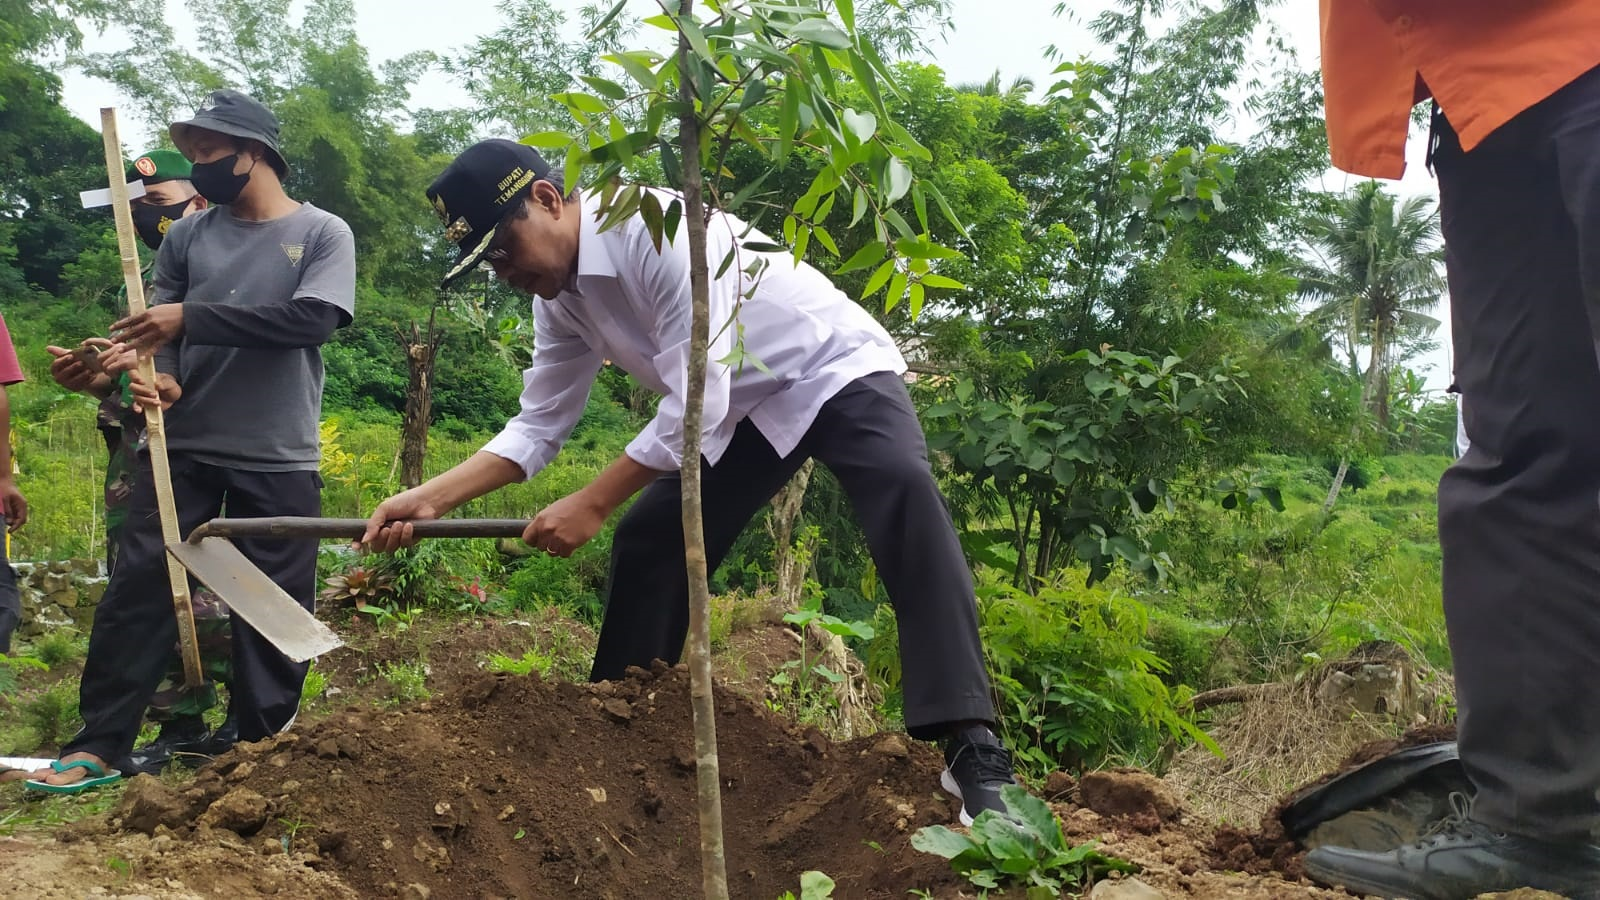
left=123, top=716, right=211, bottom=775
left=1304, top=793, right=1600, bottom=900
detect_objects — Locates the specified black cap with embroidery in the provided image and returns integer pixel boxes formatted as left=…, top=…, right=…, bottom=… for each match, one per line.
left=169, top=89, right=288, bottom=173
left=427, top=139, right=551, bottom=289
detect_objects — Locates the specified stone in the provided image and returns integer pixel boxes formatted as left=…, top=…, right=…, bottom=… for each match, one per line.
left=602, top=698, right=632, bottom=722
left=199, top=787, right=271, bottom=834
left=48, top=588, right=78, bottom=609
left=81, top=579, right=108, bottom=604
left=41, top=572, right=72, bottom=593
left=1089, top=877, right=1167, bottom=900
left=401, top=886, right=432, bottom=900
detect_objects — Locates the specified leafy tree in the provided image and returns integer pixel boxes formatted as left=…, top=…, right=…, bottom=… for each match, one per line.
left=538, top=0, right=971, bottom=892
left=0, top=0, right=114, bottom=302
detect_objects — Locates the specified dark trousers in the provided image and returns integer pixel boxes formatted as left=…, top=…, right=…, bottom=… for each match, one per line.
left=590, top=371, right=996, bottom=740
left=65, top=453, right=320, bottom=764
left=0, top=516, right=17, bottom=654
left=1433, top=64, right=1600, bottom=841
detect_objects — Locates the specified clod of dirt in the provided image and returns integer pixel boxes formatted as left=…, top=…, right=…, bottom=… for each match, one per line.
left=198, top=787, right=271, bottom=835
left=1080, top=769, right=1181, bottom=827
left=871, top=734, right=909, bottom=759
left=602, top=698, right=633, bottom=721
left=116, top=774, right=193, bottom=835
left=1089, top=876, right=1168, bottom=899
left=1042, top=770, right=1077, bottom=801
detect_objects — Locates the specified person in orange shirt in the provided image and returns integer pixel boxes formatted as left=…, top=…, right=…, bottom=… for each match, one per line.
left=1314, top=3, right=1600, bottom=897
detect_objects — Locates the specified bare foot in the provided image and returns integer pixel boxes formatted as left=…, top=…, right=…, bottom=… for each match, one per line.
left=29, top=752, right=112, bottom=786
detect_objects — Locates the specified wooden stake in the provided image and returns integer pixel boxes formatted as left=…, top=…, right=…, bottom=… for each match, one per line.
left=99, top=107, right=205, bottom=688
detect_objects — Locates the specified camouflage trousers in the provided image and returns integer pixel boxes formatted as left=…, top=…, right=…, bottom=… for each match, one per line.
left=144, top=585, right=234, bottom=723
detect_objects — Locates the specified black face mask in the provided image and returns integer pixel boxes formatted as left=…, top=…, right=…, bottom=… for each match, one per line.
left=131, top=199, right=193, bottom=250
left=190, top=153, right=256, bottom=204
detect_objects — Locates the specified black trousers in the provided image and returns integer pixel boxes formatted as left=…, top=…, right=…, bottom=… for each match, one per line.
left=0, top=516, right=17, bottom=654
left=65, top=453, right=320, bottom=764
left=1434, top=64, right=1600, bottom=840
left=590, top=371, right=996, bottom=740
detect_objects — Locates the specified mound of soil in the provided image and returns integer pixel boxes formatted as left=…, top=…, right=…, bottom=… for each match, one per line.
left=103, top=662, right=970, bottom=899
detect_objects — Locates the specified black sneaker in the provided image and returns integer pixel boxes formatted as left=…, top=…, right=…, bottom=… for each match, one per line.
left=124, top=716, right=211, bottom=775
left=1305, top=793, right=1600, bottom=900
left=940, top=725, right=1018, bottom=826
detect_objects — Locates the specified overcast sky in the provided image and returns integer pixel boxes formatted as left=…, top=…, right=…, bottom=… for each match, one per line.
left=56, top=0, right=1452, bottom=387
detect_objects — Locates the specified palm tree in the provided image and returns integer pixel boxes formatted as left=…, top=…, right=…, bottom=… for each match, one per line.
left=955, top=68, right=1036, bottom=99
left=1290, top=181, right=1445, bottom=509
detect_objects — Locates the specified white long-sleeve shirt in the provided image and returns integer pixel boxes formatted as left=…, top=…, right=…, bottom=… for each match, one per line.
left=481, top=189, right=907, bottom=479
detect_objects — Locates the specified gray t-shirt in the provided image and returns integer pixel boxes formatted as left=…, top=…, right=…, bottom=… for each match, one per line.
left=151, top=202, right=356, bottom=471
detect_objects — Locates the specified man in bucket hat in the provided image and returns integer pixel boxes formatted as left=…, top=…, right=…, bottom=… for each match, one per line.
left=360, top=139, right=1020, bottom=826
left=30, top=90, right=356, bottom=792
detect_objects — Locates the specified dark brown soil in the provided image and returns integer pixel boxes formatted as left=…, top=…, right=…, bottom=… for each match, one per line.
left=106, top=662, right=972, bottom=899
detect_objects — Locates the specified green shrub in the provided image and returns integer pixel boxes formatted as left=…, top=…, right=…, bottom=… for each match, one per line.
left=978, top=576, right=1213, bottom=777
left=19, top=679, right=82, bottom=749
left=32, top=628, right=87, bottom=670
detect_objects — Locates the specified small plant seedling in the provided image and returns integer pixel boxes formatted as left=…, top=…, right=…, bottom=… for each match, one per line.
left=513, top=828, right=526, bottom=840
left=912, top=784, right=1135, bottom=897
left=775, top=870, right=835, bottom=900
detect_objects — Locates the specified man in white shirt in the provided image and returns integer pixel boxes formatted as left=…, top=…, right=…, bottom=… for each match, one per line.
left=362, top=139, right=1017, bottom=825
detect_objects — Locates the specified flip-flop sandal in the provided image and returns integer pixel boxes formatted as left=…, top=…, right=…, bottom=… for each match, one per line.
left=24, top=759, right=123, bottom=794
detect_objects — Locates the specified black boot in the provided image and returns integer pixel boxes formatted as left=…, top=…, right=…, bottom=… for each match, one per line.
left=123, top=716, right=210, bottom=775
left=1305, top=793, right=1600, bottom=900
left=202, top=713, right=238, bottom=756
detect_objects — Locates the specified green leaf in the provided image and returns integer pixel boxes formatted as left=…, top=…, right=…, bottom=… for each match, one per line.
left=1261, top=486, right=1285, bottom=512
left=912, top=183, right=929, bottom=233
left=920, top=273, right=964, bottom=290
left=777, top=74, right=801, bottom=162
left=580, top=75, right=628, bottom=100
left=736, top=76, right=768, bottom=115
left=834, top=0, right=855, bottom=32
left=586, top=0, right=629, bottom=40
left=639, top=190, right=665, bottom=253
left=552, top=92, right=608, bottom=115
left=860, top=259, right=895, bottom=299
left=924, top=182, right=973, bottom=246
left=787, top=17, right=852, bottom=49
left=842, top=107, right=877, bottom=144
left=835, top=241, right=885, bottom=275
left=850, top=186, right=869, bottom=226
left=813, top=225, right=840, bottom=257
left=1084, top=369, right=1115, bottom=396
left=663, top=199, right=682, bottom=246
left=606, top=50, right=661, bottom=90
left=1052, top=458, right=1076, bottom=487
left=911, top=826, right=981, bottom=861
left=520, top=131, right=573, bottom=149
left=885, top=158, right=912, bottom=205
left=676, top=14, right=713, bottom=62
left=799, top=870, right=836, bottom=900
left=885, top=270, right=908, bottom=312
left=654, top=138, right=680, bottom=190
left=908, top=281, right=925, bottom=319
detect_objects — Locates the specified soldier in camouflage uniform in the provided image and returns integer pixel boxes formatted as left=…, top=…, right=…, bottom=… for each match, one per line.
left=47, top=149, right=235, bottom=774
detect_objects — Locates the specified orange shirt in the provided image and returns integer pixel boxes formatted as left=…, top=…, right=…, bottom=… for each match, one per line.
left=1319, top=0, right=1600, bottom=179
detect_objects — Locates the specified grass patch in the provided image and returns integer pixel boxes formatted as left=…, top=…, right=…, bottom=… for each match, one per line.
left=0, top=779, right=124, bottom=836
